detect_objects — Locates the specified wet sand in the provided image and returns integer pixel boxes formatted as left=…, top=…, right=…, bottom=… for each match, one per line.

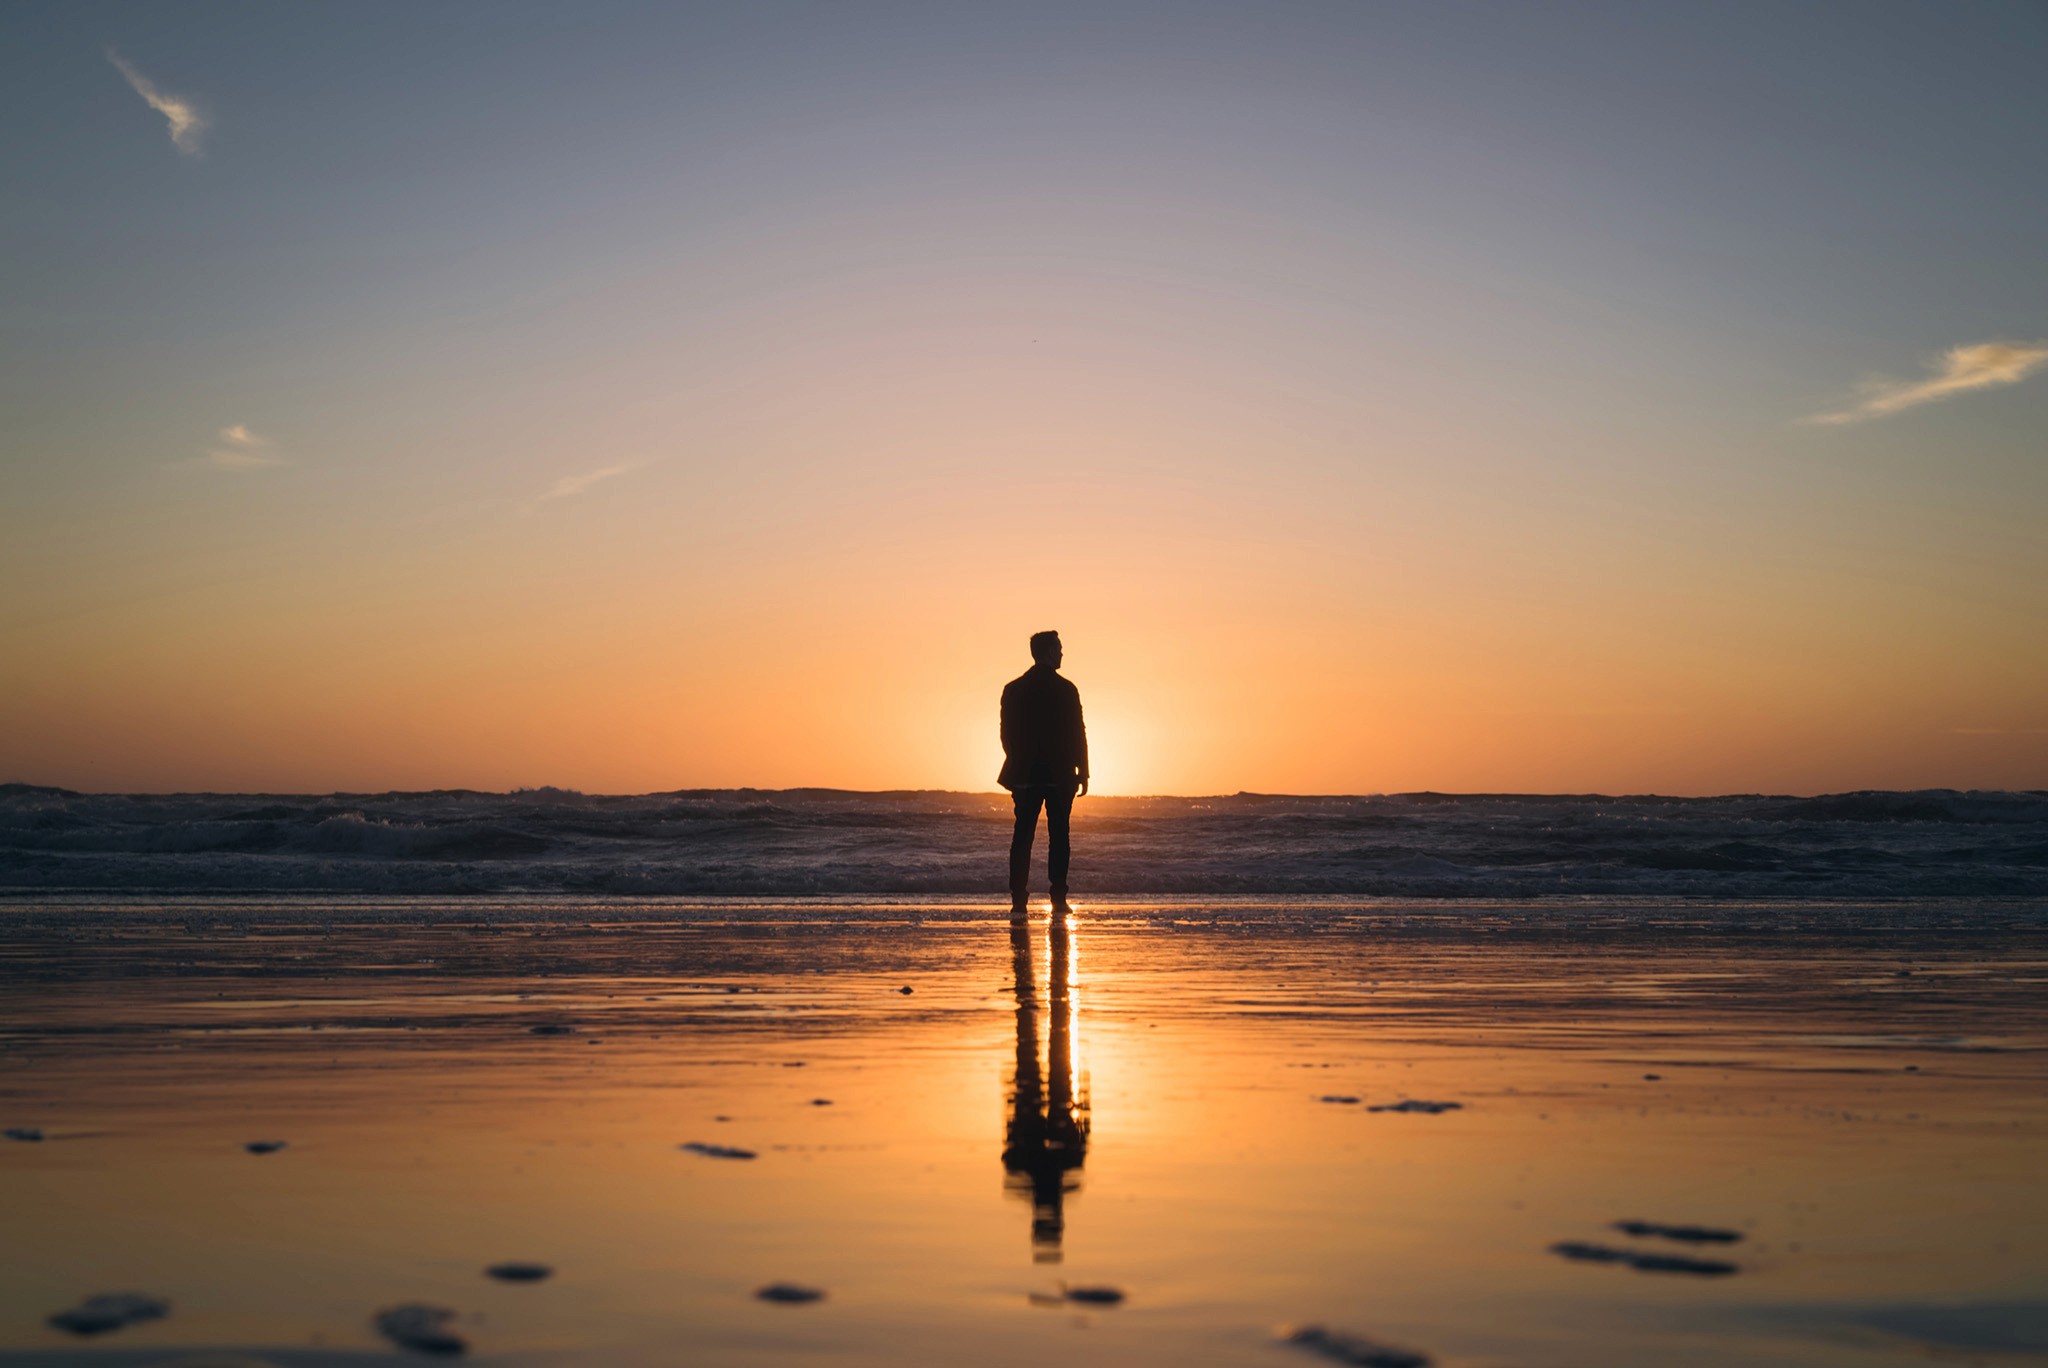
left=2, top=898, right=2045, bottom=1366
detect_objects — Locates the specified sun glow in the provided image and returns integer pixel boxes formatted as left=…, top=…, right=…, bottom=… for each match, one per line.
left=1067, top=706, right=1157, bottom=798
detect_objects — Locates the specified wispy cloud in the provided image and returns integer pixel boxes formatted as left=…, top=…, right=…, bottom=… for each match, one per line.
left=171, top=424, right=284, bottom=472
left=542, top=462, right=636, bottom=501
left=1806, top=340, right=2048, bottom=425
left=107, top=50, right=206, bottom=155
left=518, top=460, right=647, bottom=516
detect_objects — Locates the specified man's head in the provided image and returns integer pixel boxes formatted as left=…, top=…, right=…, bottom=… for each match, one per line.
left=1029, top=630, right=1062, bottom=669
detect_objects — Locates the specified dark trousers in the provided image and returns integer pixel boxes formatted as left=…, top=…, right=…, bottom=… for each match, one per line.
left=1009, top=786, right=1076, bottom=898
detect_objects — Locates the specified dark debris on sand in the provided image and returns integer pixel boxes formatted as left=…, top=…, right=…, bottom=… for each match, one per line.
left=244, top=1140, right=287, bottom=1155
left=1318, top=1095, right=1361, bottom=1105
left=485, top=1262, right=553, bottom=1281
left=1630, top=1250, right=1740, bottom=1274
left=1550, top=1241, right=1631, bottom=1264
left=754, top=1282, right=825, bottom=1304
left=1614, top=1219, right=1743, bottom=1244
left=374, top=1303, right=467, bottom=1354
left=1280, top=1323, right=1432, bottom=1367
left=680, top=1141, right=757, bottom=1160
left=1550, top=1241, right=1737, bottom=1275
left=1063, top=1285, right=1126, bottom=1305
left=47, top=1293, right=170, bottom=1336
left=5, top=1126, right=45, bottom=1142
left=528, top=1024, right=575, bottom=1036
left=1366, top=1100, right=1462, bottom=1114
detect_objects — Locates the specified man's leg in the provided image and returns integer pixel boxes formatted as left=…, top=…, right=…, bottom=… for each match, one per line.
left=1009, top=789, right=1045, bottom=907
left=1044, top=787, right=1075, bottom=899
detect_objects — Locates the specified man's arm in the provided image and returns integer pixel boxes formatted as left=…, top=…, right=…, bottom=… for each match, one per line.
left=1073, top=691, right=1089, bottom=796
left=1000, top=684, right=1017, bottom=760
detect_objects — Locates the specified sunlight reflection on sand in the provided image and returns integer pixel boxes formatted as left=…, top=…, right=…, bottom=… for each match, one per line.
left=2, top=900, right=2044, bottom=1367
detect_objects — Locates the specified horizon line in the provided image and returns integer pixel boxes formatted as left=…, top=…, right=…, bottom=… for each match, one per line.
left=3, top=781, right=2041, bottom=802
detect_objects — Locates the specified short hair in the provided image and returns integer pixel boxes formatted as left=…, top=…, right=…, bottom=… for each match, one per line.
left=1029, top=630, right=1061, bottom=661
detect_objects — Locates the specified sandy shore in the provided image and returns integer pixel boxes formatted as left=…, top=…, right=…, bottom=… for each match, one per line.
left=3, top=899, right=2045, bottom=1366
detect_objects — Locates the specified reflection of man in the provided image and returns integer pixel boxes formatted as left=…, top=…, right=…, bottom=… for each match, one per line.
left=999, top=631, right=1089, bottom=914
left=1003, top=915, right=1087, bottom=1260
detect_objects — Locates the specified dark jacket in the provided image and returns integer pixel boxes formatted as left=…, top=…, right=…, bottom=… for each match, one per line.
left=998, top=666, right=1088, bottom=792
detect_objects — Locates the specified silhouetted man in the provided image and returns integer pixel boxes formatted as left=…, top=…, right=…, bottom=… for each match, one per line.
left=999, top=630, right=1088, bottom=913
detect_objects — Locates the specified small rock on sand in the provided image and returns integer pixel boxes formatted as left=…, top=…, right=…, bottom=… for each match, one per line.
left=47, top=1293, right=170, bottom=1336
left=1549, top=1241, right=1632, bottom=1264
left=1366, top=1100, right=1461, bottom=1114
left=5, top=1126, right=45, bottom=1142
left=374, top=1303, right=467, bottom=1355
left=899, top=986, right=914, bottom=995
left=528, top=1024, right=574, bottom=1036
left=680, top=1141, right=757, bottom=1160
left=1613, top=1220, right=1742, bottom=1244
left=755, top=1282, right=825, bottom=1304
left=485, top=1262, right=553, bottom=1282
left=1550, top=1241, right=1736, bottom=1275
left=1318, top=1096, right=1361, bottom=1105
left=1063, top=1285, right=1126, bottom=1305
left=1642, top=1073, right=1662, bottom=1081
left=809, top=1098, right=833, bottom=1106
left=244, top=1140, right=287, bottom=1155
left=1629, top=1251, right=1739, bottom=1274
left=1279, top=1324, right=1431, bottom=1367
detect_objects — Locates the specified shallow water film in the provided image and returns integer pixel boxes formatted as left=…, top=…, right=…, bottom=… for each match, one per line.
left=3, top=899, right=2046, bottom=1367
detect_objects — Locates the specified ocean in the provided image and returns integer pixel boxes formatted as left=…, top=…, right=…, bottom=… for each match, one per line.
left=4, top=784, right=2045, bottom=900
left=7, top=785, right=2047, bottom=1365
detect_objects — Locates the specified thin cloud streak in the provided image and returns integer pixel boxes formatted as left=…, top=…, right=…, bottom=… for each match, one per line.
left=107, top=50, right=206, bottom=155
left=517, top=460, right=647, bottom=516
left=541, top=462, right=636, bottom=501
left=1807, top=340, right=2048, bottom=425
left=171, top=425, right=284, bottom=472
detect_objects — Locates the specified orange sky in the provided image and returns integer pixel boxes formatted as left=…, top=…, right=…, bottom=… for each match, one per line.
left=3, top=5, right=2045, bottom=794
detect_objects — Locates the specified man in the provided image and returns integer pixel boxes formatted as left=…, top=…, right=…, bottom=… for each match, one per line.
left=999, top=630, right=1089, bottom=914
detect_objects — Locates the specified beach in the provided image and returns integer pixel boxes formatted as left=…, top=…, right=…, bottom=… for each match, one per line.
left=10, top=3, right=2047, bottom=1361
left=4, top=898, right=2044, bottom=1366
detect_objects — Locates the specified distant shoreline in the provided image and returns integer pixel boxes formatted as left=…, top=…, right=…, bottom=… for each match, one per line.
left=7, top=781, right=2044, bottom=802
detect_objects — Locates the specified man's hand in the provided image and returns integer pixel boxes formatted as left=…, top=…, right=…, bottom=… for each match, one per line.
left=1077, top=776, right=1089, bottom=797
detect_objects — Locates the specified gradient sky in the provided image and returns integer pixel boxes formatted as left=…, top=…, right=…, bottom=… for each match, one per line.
left=3, top=1, right=2045, bottom=795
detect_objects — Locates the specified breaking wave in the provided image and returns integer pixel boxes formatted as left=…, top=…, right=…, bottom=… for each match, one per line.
left=4, top=784, right=2046, bottom=899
